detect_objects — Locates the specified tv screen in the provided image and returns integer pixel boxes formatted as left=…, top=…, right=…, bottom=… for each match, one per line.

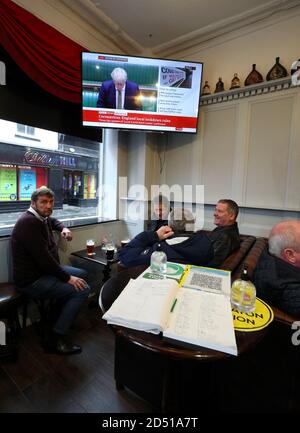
left=81, top=52, right=203, bottom=133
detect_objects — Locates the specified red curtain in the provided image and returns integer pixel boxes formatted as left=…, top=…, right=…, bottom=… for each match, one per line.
left=0, top=0, right=88, bottom=103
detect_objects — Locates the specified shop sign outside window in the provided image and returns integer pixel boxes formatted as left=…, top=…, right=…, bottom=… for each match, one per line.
left=0, top=121, right=102, bottom=235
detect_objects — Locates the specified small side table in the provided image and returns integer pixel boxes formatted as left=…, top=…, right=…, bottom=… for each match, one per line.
left=71, top=246, right=118, bottom=285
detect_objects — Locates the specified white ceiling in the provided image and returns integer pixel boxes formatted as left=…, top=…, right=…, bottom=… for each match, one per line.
left=92, top=0, right=276, bottom=47
left=61, top=0, right=299, bottom=55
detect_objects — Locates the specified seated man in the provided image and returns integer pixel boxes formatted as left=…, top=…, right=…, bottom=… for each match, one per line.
left=253, top=220, right=300, bottom=317
left=11, top=186, right=91, bottom=355
left=119, top=198, right=240, bottom=269
left=118, top=224, right=214, bottom=268
left=206, top=199, right=240, bottom=268
left=147, top=194, right=171, bottom=231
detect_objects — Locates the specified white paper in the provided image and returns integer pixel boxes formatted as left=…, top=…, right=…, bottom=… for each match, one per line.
left=102, top=266, right=237, bottom=356
left=165, top=237, right=189, bottom=245
left=182, top=266, right=231, bottom=296
left=103, top=278, right=178, bottom=333
left=164, top=288, right=237, bottom=355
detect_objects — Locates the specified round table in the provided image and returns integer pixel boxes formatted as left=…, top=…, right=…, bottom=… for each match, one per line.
left=99, top=266, right=270, bottom=411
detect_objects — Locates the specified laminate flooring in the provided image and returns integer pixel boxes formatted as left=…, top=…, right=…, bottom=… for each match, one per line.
left=0, top=301, right=155, bottom=413
left=1, top=301, right=300, bottom=414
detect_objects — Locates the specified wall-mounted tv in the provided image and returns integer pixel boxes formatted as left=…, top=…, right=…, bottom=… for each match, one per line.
left=81, top=52, right=203, bottom=133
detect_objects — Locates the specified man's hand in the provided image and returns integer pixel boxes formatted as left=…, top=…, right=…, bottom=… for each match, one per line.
left=61, top=228, right=73, bottom=241
left=156, top=225, right=174, bottom=240
left=68, top=275, right=88, bottom=292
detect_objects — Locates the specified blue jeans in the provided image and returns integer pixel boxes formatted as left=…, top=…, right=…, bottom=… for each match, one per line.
left=22, top=266, right=90, bottom=335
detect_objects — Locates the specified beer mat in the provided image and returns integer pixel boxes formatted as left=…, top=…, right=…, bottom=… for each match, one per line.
left=232, top=298, right=274, bottom=332
left=139, top=262, right=187, bottom=281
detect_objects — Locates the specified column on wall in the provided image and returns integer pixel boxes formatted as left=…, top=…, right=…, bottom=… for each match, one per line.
left=119, top=131, right=164, bottom=238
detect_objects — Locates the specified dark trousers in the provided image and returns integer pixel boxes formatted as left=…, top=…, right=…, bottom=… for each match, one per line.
left=21, top=266, right=90, bottom=335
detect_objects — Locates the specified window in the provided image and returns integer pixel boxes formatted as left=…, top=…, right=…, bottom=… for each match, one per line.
left=17, top=124, right=35, bottom=136
left=0, top=119, right=107, bottom=236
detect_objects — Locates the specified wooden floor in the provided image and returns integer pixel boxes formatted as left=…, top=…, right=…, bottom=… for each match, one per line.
left=1, top=299, right=300, bottom=413
left=0, top=301, right=155, bottom=413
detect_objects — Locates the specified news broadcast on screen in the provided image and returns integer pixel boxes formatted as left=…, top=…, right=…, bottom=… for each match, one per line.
left=81, top=52, right=203, bottom=133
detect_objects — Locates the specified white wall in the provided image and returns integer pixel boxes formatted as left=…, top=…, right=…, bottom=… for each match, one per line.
left=119, top=131, right=148, bottom=237
left=163, top=86, right=300, bottom=235
left=0, top=120, right=58, bottom=150
left=159, top=9, right=300, bottom=236
left=57, top=220, right=128, bottom=264
left=174, top=6, right=300, bottom=92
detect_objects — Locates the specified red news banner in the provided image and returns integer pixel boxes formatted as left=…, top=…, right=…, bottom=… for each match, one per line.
left=83, top=110, right=197, bottom=130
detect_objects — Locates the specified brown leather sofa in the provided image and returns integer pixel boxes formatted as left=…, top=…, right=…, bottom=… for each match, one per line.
left=231, top=237, right=268, bottom=280
left=220, top=234, right=256, bottom=273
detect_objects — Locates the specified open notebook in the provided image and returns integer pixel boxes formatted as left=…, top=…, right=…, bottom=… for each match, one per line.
left=102, top=264, right=237, bottom=356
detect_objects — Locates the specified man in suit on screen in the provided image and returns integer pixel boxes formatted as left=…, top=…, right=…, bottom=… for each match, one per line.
left=97, top=67, right=142, bottom=110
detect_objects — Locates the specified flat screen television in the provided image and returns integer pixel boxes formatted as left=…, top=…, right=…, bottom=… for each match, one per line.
left=81, top=52, right=203, bottom=133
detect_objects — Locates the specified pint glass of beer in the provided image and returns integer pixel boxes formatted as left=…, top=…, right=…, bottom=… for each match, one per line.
left=106, top=243, right=115, bottom=260
left=86, top=239, right=95, bottom=256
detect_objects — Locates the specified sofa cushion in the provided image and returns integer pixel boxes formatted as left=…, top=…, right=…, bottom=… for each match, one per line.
left=220, top=235, right=256, bottom=272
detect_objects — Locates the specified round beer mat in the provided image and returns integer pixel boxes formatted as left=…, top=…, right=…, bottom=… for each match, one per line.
left=166, top=262, right=186, bottom=276
left=232, top=297, right=274, bottom=332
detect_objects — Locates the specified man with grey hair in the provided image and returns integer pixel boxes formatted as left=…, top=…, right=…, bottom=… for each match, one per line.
left=253, top=220, right=300, bottom=316
left=97, top=67, right=142, bottom=110
left=11, top=186, right=90, bottom=355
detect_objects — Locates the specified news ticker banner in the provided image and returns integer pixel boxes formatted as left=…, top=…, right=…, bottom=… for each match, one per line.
left=83, top=109, right=198, bottom=132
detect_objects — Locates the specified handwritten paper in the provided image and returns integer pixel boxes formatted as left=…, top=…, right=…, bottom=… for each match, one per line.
left=164, top=288, right=237, bottom=355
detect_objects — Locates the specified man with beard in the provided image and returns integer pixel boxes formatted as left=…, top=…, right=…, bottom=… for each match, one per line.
left=11, top=186, right=90, bottom=355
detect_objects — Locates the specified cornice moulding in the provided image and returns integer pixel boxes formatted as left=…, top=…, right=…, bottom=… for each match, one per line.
left=59, top=0, right=143, bottom=54
left=10, top=0, right=300, bottom=59
left=11, top=0, right=141, bottom=54
left=153, top=0, right=300, bottom=58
